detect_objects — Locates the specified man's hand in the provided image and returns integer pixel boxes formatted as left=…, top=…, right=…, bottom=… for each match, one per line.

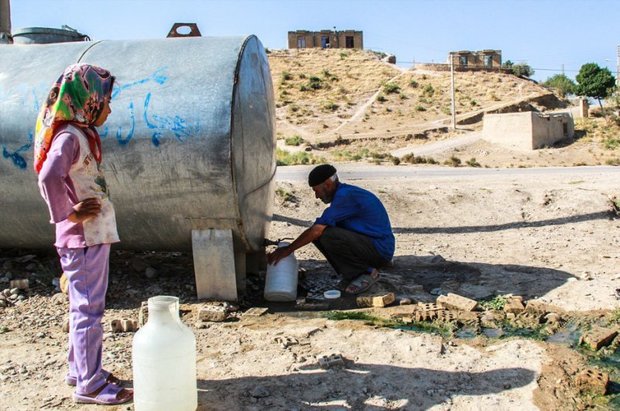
left=267, top=246, right=292, bottom=266
left=67, top=198, right=102, bottom=223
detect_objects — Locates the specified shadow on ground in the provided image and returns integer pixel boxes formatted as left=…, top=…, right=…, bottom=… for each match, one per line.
left=195, top=363, right=536, bottom=410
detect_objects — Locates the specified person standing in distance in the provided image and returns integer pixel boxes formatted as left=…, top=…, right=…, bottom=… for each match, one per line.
left=268, top=164, right=395, bottom=294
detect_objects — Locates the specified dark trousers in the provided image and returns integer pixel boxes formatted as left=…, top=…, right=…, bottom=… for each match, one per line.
left=313, top=226, right=388, bottom=281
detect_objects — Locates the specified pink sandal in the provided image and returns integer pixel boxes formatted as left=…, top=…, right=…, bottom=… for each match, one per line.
left=73, top=382, right=133, bottom=405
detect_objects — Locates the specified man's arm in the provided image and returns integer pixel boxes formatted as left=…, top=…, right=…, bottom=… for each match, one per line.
left=267, top=223, right=327, bottom=265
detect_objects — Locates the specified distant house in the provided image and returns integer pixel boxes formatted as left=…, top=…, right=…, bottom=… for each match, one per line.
left=448, top=50, right=502, bottom=69
left=288, top=29, right=363, bottom=50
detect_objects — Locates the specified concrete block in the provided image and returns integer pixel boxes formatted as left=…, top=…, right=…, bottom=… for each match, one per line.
left=456, top=311, right=479, bottom=323
left=581, top=327, right=618, bottom=351
left=198, top=305, right=227, bottom=322
left=481, top=311, right=505, bottom=328
left=192, top=229, right=238, bottom=301
left=356, top=292, right=395, bottom=308
left=437, top=293, right=478, bottom=311
left=575, top=369, right=609, bottom=395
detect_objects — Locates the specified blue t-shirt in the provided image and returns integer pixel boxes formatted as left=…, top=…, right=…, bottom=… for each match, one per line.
left=314, top=183, right=395, bottom=261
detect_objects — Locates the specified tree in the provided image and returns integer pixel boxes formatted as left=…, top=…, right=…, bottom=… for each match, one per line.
left=575, top=63, right=616, bottom=109
left=502, top=60, right=534, bottom=78
left=543, top=74, right=576, bottom=98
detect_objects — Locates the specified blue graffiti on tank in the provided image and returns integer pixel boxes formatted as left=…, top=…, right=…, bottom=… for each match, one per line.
left=2, top=143, right=30, bottom=169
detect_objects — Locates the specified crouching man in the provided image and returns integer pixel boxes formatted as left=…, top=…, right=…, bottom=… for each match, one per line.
left=267, top=164, right=395, bottom=294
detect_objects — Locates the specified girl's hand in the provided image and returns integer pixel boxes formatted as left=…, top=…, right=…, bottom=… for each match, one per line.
left=67, top=198, right=102, bottom=223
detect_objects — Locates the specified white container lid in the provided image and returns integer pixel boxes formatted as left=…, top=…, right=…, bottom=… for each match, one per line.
left=324, top=290, right=341, bottom=299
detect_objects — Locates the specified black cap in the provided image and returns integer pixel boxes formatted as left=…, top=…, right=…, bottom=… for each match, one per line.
left=308, top=164, right=337, bottom=187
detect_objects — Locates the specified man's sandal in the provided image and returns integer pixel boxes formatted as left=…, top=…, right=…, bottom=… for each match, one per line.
left=345, top=270, right=380, bottom=295
left=65, top=370, right=121, bottom=387
left=73, top=382, right=133, bottom=405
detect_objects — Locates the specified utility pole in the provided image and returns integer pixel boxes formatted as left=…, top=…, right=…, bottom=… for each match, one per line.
left=617, top=45, right=619, bottom=86
left=450, top=53, right=456, bottom=131
left=0, top=0, right=11, bottom=44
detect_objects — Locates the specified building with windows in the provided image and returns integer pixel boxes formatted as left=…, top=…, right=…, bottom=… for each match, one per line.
left=448, top=50, right=502, bottom=69
left=288, top=29, right=363, bottom=50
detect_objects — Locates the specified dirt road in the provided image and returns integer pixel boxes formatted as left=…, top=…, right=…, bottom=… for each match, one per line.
left=1, top=166, right=619, bottom=410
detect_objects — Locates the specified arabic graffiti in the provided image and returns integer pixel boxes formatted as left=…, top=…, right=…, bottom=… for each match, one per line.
left=4, top=67, right=194, bottom=169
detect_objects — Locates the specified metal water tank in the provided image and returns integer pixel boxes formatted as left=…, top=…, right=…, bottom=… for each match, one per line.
left=12, top=26, right=89, bottom=44
left=0, top=36, right=276, bottom=253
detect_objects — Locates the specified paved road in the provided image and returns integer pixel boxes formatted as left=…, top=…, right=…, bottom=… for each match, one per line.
left=275, top=164, right=620, bottom=182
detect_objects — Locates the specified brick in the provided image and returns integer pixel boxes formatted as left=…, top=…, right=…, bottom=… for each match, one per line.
left=110, top=319, right=123, bottom=333
left=9, top=279, right=29, bottom=290
left=199, top=305, right=227, bottom=322
left=456, top=311, right=479, bottom=323
left=575, top=369, right=609, bottom=395
left=121, top=319, right=138, bottom=332
left=436, top=293, right=478, bottom=311
left=581, top=327, right=618, bottom=351
left=417, top=302, right=442, bottom=311
left=242, top=307, right=269, bottom=317
left=525, top=300, right=562, bottom=314
left=318, top=353, right=345, bottom=369
left=503, top=298, right=525, bottom=314
left=480, top=311, right=505, bottom=328
left=356, top=292, right=396, bottom=308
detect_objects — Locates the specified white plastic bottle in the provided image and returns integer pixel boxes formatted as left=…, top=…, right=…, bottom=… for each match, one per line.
left=264, top=241, right=299, bottom=302
left=132, top=296, right=197, bottom=411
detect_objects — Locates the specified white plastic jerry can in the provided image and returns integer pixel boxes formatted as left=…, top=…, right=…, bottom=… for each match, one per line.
left=264, top=241, right=299, bottom=302
left=132, top=295, right=197, bottom=411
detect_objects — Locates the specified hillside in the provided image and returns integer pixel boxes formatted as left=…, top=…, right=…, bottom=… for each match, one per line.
left=268, top=48, right=620, bottom=168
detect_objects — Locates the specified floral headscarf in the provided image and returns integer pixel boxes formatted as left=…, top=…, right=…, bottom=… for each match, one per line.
left=34, top=63, right=115, bottom=174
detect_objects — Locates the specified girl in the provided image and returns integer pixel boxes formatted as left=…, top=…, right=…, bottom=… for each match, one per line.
left=35, top=63, right=132, bottom=405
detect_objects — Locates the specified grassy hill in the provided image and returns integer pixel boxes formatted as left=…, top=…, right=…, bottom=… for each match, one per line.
left=268, top=48, right=620, bottom=167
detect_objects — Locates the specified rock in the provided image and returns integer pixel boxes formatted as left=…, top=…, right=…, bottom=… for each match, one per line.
left=399, top=297, right=412, bottom=305
left=318, top=353, right=345, bottom=369
left=198, top=305, right=227, bottom=322
left=144, top=267, right=157, bottom=279
left=250, top=385, right=270, bottom=398
left=130, top=257, right=147, bottom=273
left=242, top=307, right=269, bottom=317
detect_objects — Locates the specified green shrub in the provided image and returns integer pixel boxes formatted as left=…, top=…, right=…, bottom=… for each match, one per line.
left=466, top=157, right=481, bottom=167
left=409, top=79, right=419, bottom=88
left=383, top=82, right=401, bottom=94
left=445, top=156, right=461, bottom=167
left=339, top=52, right=349, bottom=59
left=604, top=138, right=620, bottom=150
left=423, top=84, right=435, bottom=97
left=276, top=148, right=322, bottom=166
left=415, top=105, right=426, bottom=112
left=376, top=94, right=387, bottom=103
left=284, top=135, right=304, bottom=146
left=307, top=76, right=323, bottom=90
left=323, top=101, right=339, bottom=112
left=281, top=71, right=292, bottom=81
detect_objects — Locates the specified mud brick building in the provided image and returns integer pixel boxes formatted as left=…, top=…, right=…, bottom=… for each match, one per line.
left=288, top=29, right=363, bottom=50
left=448, top=50, right=502, bottom=69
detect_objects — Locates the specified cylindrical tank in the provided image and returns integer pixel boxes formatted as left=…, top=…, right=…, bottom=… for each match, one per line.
left=133, top=295, right=197, bottom=411
left=264, top=242, right=298, bottom=302
left=12, top=26, right=89, bottom=44
left=0, top=36, right=276, bottom=252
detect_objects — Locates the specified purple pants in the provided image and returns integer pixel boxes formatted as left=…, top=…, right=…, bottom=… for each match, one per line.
left=57, top=244, right=110, bottom=395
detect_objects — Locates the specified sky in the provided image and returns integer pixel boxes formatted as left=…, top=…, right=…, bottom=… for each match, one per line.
left=7, top=0, right=620, bottom=82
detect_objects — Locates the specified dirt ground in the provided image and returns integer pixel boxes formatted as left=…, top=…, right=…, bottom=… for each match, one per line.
left=1, top=162, right=620, bottom=410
